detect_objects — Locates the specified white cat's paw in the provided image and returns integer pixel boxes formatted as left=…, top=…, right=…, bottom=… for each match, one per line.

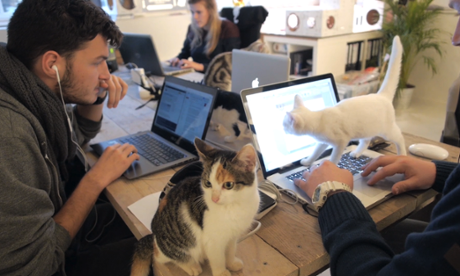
left=227, top=257, right=244, bottom=271
left=215, top=269, right=232, bottom=276
left=211, top=123, right=221, bottom=131
left=223, top=135, right=236, bottom=143
left=349, top=151, right=362, bottom=158
left=300, top=158, right=313, bottom=166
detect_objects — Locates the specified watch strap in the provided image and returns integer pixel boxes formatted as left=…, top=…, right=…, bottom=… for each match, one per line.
left=93, top=91, right=108, bottom=105
left=313, top=181, right=352, bottom=211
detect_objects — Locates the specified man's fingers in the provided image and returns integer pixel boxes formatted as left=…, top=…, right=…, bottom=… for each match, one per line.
left=391, top=179, right=415, bottom=195
left=113, top=77, right=122, bottom=108
left=294, top=178, right=306, bottom=189
left=362, top=155, right=398, bottom=176
left=366, top=162, right=402, bottom=185
left=120, top=79, right=128, bottom=100
left=127, top=153, right=140, bottom=162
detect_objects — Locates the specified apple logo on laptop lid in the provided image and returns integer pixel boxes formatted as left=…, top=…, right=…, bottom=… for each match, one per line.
left=252, top=78, right=259, bottom=88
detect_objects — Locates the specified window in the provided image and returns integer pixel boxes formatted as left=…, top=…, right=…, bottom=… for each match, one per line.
left=0, top=0, right=21, bottom=27
left=142, top=0, right=187, bottom=12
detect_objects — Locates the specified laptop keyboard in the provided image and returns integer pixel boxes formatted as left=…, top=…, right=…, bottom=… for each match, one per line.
left=119, top=134, right=186, bottom=166
left=163, top=65, right=181, bottom=72
left=286, top=152, right=373, bottom=182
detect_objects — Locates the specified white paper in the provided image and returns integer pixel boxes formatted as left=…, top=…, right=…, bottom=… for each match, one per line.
left=127, top=192, right=161, bottom=233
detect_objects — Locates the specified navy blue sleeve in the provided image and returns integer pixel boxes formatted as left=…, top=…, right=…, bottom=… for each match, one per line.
left=319, top=171, right=460, bottom=275
left=432, top=161, right=457, bottom=193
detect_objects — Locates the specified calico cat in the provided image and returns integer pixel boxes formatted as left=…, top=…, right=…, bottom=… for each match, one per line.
left=283, top=36, right=406, bottom=166
left=211, top=90, right=251, bottom=143
left=130, top=138, right=260, bottom=276
left=204, top=52, right=232, bottom=92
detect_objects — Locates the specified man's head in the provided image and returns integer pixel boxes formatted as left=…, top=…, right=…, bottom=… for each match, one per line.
left=450, top=0, right=460, bottom=46
left=7, top=0, right=123, bottom=105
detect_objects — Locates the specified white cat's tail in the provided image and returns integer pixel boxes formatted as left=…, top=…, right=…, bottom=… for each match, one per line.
left=376, top=36, right=403, bottom=100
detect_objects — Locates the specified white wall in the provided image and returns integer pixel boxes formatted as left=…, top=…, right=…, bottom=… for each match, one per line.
left=409, top=0, right=459, bottom=106
left=116, top=12, right=191, bottom=61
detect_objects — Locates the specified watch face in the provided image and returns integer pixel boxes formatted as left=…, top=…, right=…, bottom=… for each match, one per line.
left=312, top=187, right=321, bottom=202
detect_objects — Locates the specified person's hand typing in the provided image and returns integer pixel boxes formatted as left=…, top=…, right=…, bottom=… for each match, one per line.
left=294, top=160, right=354, bottom=198
left=100, top=75, right=128, bottom=109
left=84, top=143, right=139, bottom=191
left=361, top=155, right=436, bottom=195
left=177, top=59, right=204, bottom=72
left=169, top=57, right=180, bottom=67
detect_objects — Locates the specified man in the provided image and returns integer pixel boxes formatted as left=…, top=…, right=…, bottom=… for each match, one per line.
left=0, top=1, right=140, bottom=275
left=294, top=2, right=460, bottom=274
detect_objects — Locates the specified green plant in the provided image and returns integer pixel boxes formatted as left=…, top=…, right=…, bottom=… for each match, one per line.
left=380, top=0, right=444, bottom=98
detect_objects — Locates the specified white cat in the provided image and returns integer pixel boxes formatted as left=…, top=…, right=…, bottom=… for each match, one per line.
left=283, top=36, right=406, bottom=166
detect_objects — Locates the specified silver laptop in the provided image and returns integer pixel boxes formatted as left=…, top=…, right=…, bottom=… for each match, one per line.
left=231, top=49, right=290, bottom=94
left=119, top=33, right=192, bottom=76
left=91, top=77, right=217, bottom=179
left=240, top=74, right=404, bottom=211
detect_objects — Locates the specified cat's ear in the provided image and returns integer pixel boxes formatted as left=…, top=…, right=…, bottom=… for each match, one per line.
left=285, top=112, right=294, bottom=125
left=194, top=138, right=214, bottom=161
left=285, top=112, right=300, bottom=128
left=233, top=144, right=257, bottom=172
left=293, top=94, right=305, bottom=109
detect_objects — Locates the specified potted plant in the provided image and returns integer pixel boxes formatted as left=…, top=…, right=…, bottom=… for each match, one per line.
left=380, top=0, right=445, bottom=110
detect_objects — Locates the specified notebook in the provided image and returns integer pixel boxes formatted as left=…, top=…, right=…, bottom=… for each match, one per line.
left=90, top=76, right=218, bottom=179
left=119, top=33, right=192, bottom=77
left=240, top=74, right=404, bottom=211
left=231, top=49, right=290, bottom=94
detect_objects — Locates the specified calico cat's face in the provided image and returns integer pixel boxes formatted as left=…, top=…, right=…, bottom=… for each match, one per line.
left=194, top=138, right=257, bottom=205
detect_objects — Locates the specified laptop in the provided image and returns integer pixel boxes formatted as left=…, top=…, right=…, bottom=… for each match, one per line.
left=231, top=49, right=290, bottom=94
left=240, top=74, right=404, bottom=211
left=119, top=33, right=192, bottom=76
left=91, top=76, right=218, bottom=179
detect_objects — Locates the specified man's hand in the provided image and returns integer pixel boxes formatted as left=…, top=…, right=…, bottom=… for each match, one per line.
left=100, top=75, right=128, bottom=108
left=84, top=143, right=139, bottom=191
left=361, top=155, right=436, bottom=195
left=294, top=160, right=354, bottom=198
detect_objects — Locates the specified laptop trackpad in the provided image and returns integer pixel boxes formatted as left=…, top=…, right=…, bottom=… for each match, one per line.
left=354, top=172, right=404, bottom=197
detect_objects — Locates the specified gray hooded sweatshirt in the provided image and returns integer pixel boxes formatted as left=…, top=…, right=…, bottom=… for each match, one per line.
left=0, top=89, right=101, bottom=275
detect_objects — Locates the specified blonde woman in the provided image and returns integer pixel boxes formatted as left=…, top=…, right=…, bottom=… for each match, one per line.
left=170, top=0, right=240, bottom=72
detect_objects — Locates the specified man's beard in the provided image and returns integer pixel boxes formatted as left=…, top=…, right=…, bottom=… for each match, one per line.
left=58, top=63, right=94, bottom=105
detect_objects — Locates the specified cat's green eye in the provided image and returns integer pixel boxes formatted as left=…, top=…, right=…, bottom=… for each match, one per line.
left=223, top=182, right=234, bottom=190
left=204, top=181, right=212, bottom=188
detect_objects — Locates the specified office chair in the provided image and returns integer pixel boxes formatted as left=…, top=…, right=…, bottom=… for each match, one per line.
left=220, top=6, right=269, bottom=49
left=440, top=74, right=460, bottom=147
left=204, top=6, right=270, bottom=91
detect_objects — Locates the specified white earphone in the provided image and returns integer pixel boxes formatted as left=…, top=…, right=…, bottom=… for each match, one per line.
left=53, top=63, right=89, bottom=172
left=52, top=65, right=60, bottom=80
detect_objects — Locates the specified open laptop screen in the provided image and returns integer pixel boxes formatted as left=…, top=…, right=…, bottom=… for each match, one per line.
left=152, top=77, right=216, bottom=153
left=242, top=74, right=339, bottom=174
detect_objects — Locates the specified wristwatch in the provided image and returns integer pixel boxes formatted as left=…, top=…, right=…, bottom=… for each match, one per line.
left=93, top=91, right=108, bottom=105
left=312, top=181, right=352, bottom=211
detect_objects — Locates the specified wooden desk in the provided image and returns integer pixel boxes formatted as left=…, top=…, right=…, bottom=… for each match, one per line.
left=86, top=79, right=451, bottom=276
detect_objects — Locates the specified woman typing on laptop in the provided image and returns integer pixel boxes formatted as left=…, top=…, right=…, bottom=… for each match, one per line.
left=169, top=0, right=240, bottom=73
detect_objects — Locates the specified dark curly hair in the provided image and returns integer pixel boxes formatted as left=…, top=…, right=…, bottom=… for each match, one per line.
left=7, top=0, right=123, bottom=69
